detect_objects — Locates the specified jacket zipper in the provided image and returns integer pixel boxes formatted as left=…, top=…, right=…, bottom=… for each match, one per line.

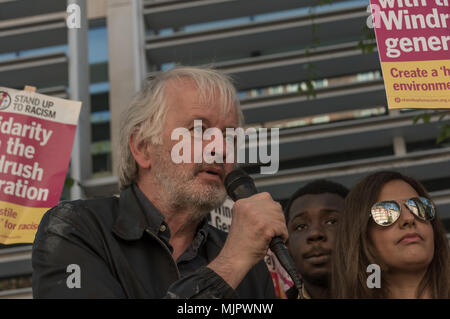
left=144, top=228, right=181, bottom=279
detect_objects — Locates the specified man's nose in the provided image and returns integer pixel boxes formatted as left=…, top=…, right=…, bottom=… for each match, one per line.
left=207, top=143, right=226, bottom=162
left=307, top=223, right=326, bottom=243
left=201, top=132, right=224, bottom=158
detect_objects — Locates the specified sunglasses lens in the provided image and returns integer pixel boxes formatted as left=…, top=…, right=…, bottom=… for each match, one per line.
left=371, top=201, right=401, bottom=226
left=405, top=197, right=435, bottom=221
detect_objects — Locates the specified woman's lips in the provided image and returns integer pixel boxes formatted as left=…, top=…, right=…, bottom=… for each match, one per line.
left=398, top=233, right=423, bottom=244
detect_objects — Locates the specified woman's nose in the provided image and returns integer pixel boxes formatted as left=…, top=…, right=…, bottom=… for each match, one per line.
left=399, top=203, right=416, bottom=227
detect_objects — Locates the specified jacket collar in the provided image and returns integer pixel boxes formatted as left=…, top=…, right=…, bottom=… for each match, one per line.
left=111, top=185, right=220, bottom=247
left=112, top=186, right=149, bottom=241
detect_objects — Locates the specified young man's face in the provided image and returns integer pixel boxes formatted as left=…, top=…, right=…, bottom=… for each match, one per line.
left=286, top=193, right=344, bottom=286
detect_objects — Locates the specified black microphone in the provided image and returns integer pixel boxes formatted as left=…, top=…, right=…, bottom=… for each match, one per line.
left=224, top=168, right=303, bottom=298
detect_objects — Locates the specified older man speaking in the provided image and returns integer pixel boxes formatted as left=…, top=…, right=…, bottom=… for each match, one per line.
left=31, top=66, right=287, bottom=298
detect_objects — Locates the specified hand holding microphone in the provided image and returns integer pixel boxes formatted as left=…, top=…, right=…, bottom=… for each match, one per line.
left=207, top=169, right=301, bottom=294
left=224, top=169, right=302, bottom=295
left=224, top=192, right=288, bottom=266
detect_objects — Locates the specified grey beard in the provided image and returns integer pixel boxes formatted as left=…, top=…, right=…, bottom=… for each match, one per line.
left=154, top=168, right=227, bottom=220
left=169, top=182, right=227, bottom=221
left=151, top=146, right=227, bottom=221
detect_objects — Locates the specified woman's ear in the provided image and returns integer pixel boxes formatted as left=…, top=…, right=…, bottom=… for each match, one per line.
left=129, top=134, right=151, bottom=169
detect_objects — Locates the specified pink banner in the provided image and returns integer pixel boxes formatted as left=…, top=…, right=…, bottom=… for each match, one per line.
left=0, top=112, right=77, bottom=208
left=370, top=0, right=450, bottom=109
left=371, top=0, right=450, bottom=62
left=0, top=87, right=81, bottom=244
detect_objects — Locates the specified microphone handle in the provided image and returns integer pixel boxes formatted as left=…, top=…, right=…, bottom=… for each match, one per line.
left=269, top=237, right=304, bottom=299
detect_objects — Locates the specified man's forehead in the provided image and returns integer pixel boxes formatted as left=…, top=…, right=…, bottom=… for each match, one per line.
left=165, top=80, right=238, bottom=126
left=289, top=193, right=344, bottom=216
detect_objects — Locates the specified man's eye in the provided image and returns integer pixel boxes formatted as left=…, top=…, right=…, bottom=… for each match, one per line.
left=191, top=126, right=205, bottom=137
left=295, top=224, right=307, bottom=231
left=325, top=218, right=338, bottom=225
left=225, top=135, right=235, bottom=143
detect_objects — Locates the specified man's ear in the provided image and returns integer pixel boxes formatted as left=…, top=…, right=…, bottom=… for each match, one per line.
left=129, top=134, right=152, bottom=169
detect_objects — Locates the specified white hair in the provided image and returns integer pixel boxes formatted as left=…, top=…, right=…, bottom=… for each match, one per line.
left=118, top=66, right=244, bottom=190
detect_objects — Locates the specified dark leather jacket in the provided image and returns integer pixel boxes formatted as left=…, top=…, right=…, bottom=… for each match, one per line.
left=32, top=186, right=275, bottom=299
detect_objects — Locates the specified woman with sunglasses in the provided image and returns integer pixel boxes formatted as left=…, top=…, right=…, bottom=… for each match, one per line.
left=331, top=171, right=450, bottom=298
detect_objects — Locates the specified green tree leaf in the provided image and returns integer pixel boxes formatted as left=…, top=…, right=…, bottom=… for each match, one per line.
left=437, top=124, right=450, bottom=144
left=64, top=176, right=75, bottom=189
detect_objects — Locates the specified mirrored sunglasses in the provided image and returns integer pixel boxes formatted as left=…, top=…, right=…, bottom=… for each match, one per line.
left=370, top=196, right=435, bottom=227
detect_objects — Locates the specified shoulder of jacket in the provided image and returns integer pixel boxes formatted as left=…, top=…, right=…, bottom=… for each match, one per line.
left=41, top=196, right=119, bottom=229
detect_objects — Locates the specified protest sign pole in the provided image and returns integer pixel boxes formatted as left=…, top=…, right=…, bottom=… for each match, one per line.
left=24, top=86, right=36, bottom=93
left=68, top=0, right=91, bottom=200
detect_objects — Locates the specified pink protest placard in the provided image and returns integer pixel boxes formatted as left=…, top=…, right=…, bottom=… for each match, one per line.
left=370, top=0, right=450, bottom=108
left=0, top=87, right=81, bottom=244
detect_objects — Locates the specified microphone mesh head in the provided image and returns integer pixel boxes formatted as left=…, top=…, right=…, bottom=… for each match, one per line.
left=224, top=168, right=247, bottom=186
left=224, top=169, right=256, bottom=200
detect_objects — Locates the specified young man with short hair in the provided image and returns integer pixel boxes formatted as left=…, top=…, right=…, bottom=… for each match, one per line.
left=285, top=180, right=348, bottom=299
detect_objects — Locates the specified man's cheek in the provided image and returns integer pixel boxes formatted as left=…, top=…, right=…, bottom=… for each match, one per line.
left=327, top=231, right=337, bottom=246
left=288, top=241, right=303, bottom=259
left=224, top=163, right=234, bottom=175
